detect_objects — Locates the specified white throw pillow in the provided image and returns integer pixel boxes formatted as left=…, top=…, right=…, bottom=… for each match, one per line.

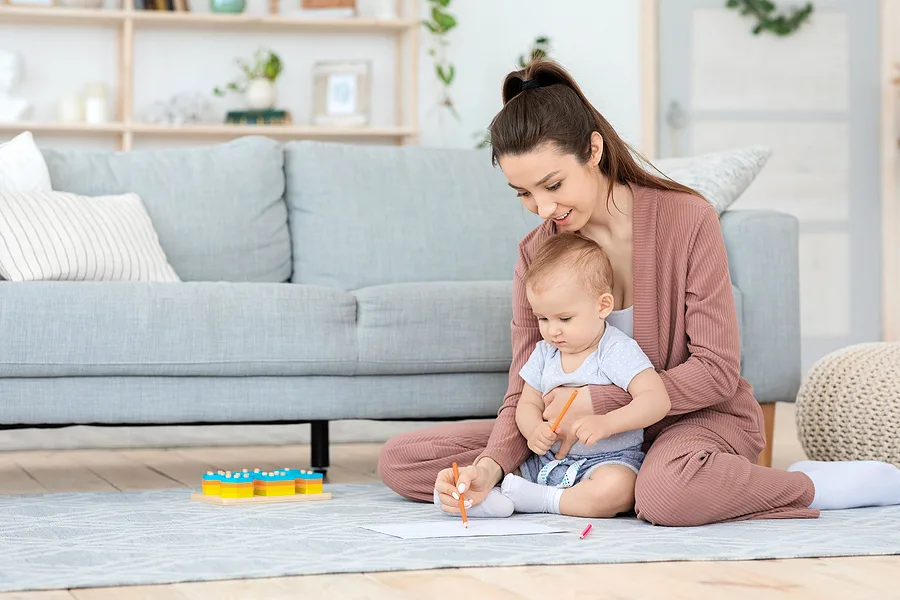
left=0, top=190, right=181, bottom=282
left=650, top=146, right=772, bottom=214
left=0, top=132, right=53, bottom=192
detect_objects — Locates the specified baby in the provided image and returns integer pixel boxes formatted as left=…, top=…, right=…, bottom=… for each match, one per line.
left=499, top=232, right=671, bottom=518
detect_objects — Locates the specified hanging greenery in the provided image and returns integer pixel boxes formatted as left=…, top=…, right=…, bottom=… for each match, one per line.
left=422, top=0, right=459, bottom=119
left=517, top=36, right=551, bottom=69
left=473, top=36, right=553, bottom=149
left=725, top=0, right=814, bottom=36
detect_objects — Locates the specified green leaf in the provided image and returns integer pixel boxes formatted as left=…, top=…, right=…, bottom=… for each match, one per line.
left=436, top=64, right=452, bottom=84
left=432, top=7, right=456, bottom=31
left=422, top=20, right=437, bottom=33
left=726, top=0, right=813, bottom=37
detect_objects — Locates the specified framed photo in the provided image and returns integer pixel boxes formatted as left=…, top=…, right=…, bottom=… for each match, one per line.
left=312, top=60, right=371, bottom=127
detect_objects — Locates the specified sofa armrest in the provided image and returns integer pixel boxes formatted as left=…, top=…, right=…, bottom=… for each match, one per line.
left=720, top=209, right=802, bottom=403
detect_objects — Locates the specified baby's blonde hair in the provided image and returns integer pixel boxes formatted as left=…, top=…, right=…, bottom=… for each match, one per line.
left=524, top=232, right=613, bottom=298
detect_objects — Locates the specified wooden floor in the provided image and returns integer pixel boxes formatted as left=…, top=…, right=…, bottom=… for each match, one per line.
left=0, top=403, right=897, bottom=600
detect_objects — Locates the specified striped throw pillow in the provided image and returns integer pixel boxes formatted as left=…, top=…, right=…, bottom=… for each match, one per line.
left=0, top=190, right=180, bottom=282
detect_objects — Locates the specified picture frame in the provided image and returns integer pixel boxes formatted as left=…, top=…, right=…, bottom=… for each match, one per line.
left=312, top=60, right=371, bottom=127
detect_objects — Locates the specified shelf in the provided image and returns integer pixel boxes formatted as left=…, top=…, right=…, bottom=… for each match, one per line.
left=0, top=1, right=420, bottom=150
left=130, top=123, right=417, bottom=138
left=0, top=122, right=416, bottom=140
left=0, top=5, right=123, bottom=26
left=0, top=5, right=418, bottom=32
left=132, top=11, right=418, bottom=32
left=0, top=122, right=126, bottom=134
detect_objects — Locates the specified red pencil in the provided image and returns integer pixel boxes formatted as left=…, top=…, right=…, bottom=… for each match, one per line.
left=551, top=389, right=579, bottom=433
left=580, top=523, right=592, bottom=539
left=452, top=462, right=469, bottom=529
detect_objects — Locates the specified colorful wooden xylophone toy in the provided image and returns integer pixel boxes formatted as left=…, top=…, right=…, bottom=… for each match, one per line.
left=190, top=468, right=331, bottom=505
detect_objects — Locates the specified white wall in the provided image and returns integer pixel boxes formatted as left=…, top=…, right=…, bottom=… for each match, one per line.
left=656, top=2, right=885, bottom=372
left=883, top=4, right=900, bottom=341
left=416, top=0, right=644, bottom=149
left=0, top=0, right=644, bottom=151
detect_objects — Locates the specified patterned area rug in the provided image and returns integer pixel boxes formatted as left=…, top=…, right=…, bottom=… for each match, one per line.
left=1, top=483, right=899, bottom=592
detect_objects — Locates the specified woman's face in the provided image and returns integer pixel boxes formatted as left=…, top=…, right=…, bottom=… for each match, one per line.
left=497, top=138, right=602, bottom=232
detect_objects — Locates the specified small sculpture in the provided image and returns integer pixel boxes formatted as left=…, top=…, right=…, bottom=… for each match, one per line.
left=0, top=50, right=31, bottom=122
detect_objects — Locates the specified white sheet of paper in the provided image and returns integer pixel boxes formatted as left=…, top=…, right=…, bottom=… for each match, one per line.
left=360, top=520, right=568, bottom=540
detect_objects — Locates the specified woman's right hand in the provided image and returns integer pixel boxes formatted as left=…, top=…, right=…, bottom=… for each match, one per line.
left=433, top=461, right=500, bottom=514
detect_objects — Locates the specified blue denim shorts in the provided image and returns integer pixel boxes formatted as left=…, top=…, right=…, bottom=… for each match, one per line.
left=518, top=444, right=645, bottom=488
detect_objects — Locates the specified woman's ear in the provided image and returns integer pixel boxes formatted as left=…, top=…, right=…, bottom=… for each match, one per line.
left=597, top=292, right=614, bottom=318
left=589, top=131, right=604, bottom=166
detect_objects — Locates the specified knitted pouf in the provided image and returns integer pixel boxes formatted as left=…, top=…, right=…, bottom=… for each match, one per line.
left=795, top=342, right=900, bottom=467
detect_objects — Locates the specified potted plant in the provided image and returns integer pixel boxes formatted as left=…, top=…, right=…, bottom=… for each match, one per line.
left=214, top=48, right=283, bottom=110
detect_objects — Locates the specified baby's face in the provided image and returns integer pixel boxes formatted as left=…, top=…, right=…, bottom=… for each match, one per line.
left=526, top=277, right=605, bottom=354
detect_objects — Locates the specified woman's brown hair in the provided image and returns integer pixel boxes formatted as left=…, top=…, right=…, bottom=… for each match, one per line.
left=488, top=59, right=702, bottom=208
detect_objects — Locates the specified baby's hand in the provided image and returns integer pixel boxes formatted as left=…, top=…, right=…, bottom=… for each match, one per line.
left=527, top=422, right=557, bottom=455
left=572, top=415, right=611, bottom=447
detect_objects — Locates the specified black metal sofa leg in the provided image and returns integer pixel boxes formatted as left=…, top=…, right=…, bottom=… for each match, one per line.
left=310, top=420, right=329, bottom=478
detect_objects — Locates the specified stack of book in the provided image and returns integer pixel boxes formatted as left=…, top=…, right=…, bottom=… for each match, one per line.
left=225, top=110, right=292, bottom=126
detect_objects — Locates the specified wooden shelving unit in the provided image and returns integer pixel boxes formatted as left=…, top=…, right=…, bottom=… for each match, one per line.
left=0, top=1, right=420, bottom=150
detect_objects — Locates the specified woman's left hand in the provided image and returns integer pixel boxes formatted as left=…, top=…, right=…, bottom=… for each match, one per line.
left=541, top=386, right=594, bottom=459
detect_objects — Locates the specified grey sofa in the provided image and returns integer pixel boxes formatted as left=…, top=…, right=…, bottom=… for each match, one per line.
left=0, top=136, right=801, bottom=473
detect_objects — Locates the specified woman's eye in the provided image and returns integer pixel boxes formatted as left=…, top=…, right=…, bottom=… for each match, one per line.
left=547, top=182, right=562, bottom=192
left=517, top=191, right=531, bottom=198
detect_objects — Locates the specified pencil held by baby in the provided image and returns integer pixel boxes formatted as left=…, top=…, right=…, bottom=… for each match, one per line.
left=550, top=389, right=578, bottom=433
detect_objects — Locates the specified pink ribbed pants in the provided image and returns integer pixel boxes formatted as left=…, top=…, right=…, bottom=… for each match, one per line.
left=377, top=419, right=818, bottom=526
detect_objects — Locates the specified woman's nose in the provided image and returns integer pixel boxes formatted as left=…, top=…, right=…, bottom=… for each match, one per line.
left=536, top=199, right=557, bottom=220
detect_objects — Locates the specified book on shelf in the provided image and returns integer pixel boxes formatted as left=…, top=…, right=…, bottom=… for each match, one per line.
left=134, top=0, right=189, bottom=11
left=225, top=110, right=292, bottom=125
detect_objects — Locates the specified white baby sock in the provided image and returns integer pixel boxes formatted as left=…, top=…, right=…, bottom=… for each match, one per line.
left=500, top=473, right=563, bottom=514
left=432, top=486, right=514, bottom=518
left=787, top=460, right=900, bottom=510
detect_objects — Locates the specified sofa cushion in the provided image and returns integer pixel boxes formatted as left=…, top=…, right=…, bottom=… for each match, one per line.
left=284, top=141, right=542, bottom=290
left=41, top=137, right=292, bottom=283
left=354, top=281, right=744, bottom=376
left=653, top=147, right=771, bottom=215
left=0, top=281, right=356, bottom=377
left=0, top=131, right=52, bottom=192
left=354, top=281, right=514, bottom=375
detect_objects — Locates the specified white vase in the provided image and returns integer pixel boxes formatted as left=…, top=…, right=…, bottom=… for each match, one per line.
left=245, top=78, right=276, bottom=110
left=58, top=93, right=83, bottom=123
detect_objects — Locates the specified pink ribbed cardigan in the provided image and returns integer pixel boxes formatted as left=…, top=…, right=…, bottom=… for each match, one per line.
left=480, top=183, right=774, bottom=475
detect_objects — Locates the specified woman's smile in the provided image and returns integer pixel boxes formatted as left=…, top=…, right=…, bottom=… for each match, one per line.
left=553, top=208, right=574, bottom=226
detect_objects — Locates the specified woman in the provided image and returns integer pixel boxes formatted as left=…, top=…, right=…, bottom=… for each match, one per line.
left=378, top=60, right=900, bottom=526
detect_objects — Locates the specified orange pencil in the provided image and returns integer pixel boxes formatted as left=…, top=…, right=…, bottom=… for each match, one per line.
left=550, top=389, right=579, bottom=433
left=452, top=461, right=469, bottom=528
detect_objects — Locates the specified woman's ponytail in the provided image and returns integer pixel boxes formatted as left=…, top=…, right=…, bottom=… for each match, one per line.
left=489, top=59, right=701, bottom=203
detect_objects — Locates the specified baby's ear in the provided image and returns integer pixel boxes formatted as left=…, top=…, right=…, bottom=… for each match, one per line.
left=597, top=292, right=615, bottom=318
